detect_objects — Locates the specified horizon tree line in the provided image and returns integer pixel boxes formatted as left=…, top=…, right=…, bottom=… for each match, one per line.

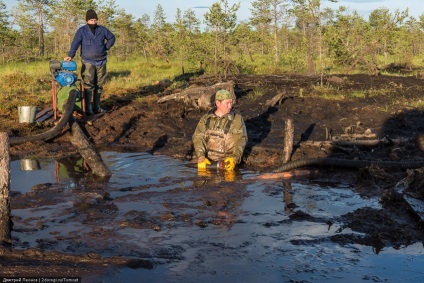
left=0, top=0, right=421, bottom=76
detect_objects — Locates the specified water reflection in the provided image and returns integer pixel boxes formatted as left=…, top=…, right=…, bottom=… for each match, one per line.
left=105, top=152, right=201, bottom=194
left=194, top=168, right=243, bottom=188
left=8, top=151, right=424, bottom=282
left=11, top=159, right=56, bottom=193
left=55, top=156, right=88, bottom=181
left=20, top=159, right=40, bottom=171
left=11, top=152, right=253, bottom=194
left=282, top=182, right=294, bottom=214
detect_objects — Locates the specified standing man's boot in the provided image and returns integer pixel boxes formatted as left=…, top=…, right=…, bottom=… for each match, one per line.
left=93, top=89, right=106, bottom=113
left=84, top=89, right=94, bottom=115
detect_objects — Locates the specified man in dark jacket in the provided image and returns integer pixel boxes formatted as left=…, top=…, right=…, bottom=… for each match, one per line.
left=64, top=9, right=115, bottom=115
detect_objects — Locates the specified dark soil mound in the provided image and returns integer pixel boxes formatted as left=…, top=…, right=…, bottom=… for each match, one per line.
left=8, top=73, right=424, bottom=170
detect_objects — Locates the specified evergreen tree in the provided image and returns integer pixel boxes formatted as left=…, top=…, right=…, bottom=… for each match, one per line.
left=204, top=0, right=240, bottom=77
left=134, top=14, right=151, bottom=62
left=250, top=0, right=272, bottom=56
left=151, top=4, right=170, bottom=61
left=16, top=0, right=56, bottom=57
left=49, top=0, right=97, bottom=57
left=110, top=9, right=136, bottom=60
left=0, top=1, right=17, bottom=62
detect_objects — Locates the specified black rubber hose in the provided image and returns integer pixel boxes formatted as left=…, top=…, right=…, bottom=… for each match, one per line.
left=206, top=161, right=225, bottom=170
left=186, top=160, right=225, bottom=170
left=273, top=158, right=424, bottom=172
left=10, top=89, right=78, bottom=146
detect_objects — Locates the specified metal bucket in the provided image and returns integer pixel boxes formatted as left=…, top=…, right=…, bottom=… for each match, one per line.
left=18, top=106, right=37, bottom=123
left=20, top=159, right=41, bottom=171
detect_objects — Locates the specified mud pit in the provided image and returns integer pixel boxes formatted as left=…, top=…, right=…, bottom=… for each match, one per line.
left=3, top=73, right=424, bottom=281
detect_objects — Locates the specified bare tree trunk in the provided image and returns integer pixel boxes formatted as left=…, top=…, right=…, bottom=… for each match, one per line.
left=274, top=26, right=279, bottom=64
left=272, top=2, right=279, bottom=64
left=307, top=29, right=315, bottom=74
left=214, top=28, right=219, bottom=75
left=38, top=7, right=45, bottom=57
left=282, top=119, right=294, bottom=163
left=0, top=132, right=11, bottom=246
left=143, top=47, right=149, bottom=63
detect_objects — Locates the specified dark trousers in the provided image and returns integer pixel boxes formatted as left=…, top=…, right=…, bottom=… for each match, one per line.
left=81, top=62, right=107, bottom=114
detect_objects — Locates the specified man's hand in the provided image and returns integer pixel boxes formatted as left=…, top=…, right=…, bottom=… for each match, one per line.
left=223, top=157, right=235, bottom=171
left=198, top=157, right=211, bottom=170
left=64, top=57, right=72, bottom=62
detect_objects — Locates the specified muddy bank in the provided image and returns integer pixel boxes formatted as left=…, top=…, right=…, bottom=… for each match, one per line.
left=8, top=74, right=424, bottom=167
left=2, top=73, right=424, bottom=280
left=7, top=73, right=424, bottom=193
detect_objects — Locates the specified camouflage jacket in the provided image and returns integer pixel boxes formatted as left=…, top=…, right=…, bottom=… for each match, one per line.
left=192, top=108, right=247, bottom=163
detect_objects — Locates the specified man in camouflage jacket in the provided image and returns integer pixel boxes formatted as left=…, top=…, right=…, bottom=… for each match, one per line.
left=192, top=89, right=248, bottom=171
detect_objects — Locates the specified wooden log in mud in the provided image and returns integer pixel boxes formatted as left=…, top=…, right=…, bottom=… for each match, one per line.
left=70, top=122, right=111, bottom=178
left=0, top=132, right=11, bottom=246
left=264, top=92, right=288, bottom=108
left=336, top=133, right=378, bottom=140
left=250, top=137, right=411, bottom=156
left=157, top=81, right=235, bottom=109
left=325, top=127, right=332, bottom=141
left=282, top=119, right=294, bottom=163
left=301, top=137, right=410, bottom=147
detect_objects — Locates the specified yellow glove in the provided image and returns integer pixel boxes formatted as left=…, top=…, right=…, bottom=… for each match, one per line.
left=223, top=157, right=236, bottom=171
left=198, top=157, right=211, bottom=170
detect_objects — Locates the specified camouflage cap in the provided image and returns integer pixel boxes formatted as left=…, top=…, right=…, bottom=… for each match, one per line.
left=215, top=89, right=232, bottom=101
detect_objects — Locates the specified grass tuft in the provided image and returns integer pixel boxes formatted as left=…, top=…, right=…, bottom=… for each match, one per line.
left=247, top=87, right=266, bottom=100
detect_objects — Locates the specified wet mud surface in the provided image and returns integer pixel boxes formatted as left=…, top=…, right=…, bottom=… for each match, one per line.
left=3, top=74, right=424, bottom=281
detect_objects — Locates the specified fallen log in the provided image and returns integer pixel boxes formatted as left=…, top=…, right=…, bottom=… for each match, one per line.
left=301, top=137, right=410, bottom=147
left=264, top=92, right=288, bottom=108
left=157, top=81, right=235, bottom=109
left=0, top=247, right=157, bottom=272
left=336, top=133, right=378, bottom=140
left=250, top=138, right=410, bottom=154
left=70, top=121, right=111, bottom=178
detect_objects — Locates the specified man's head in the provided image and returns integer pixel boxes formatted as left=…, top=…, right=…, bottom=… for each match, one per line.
left=86, top=9, right=98, bottom=23
left=215, top=89, right=234, bottom=116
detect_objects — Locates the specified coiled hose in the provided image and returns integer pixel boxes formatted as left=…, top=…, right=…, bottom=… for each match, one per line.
left=10, top=89, right=78, bottom=146
left=273, top=158, right=424, bottom=173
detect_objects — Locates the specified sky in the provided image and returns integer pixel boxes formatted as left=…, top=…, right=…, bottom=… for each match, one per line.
left=2, top=0, right=424, bottom=23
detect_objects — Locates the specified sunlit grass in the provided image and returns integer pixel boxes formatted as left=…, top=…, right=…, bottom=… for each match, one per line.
left=409, top=99, right=424, bottom=109
left=1, top=54, right=424, bottom=123
left=247, top=87, right=266, bottom=100
left=106, top=57, right=181, bottom=96
left=0, top=57, right=199, bottom=119
left=310, top=83, right=394, bottom=100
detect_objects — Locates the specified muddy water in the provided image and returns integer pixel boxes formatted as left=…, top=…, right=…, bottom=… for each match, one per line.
left=9, top=152, right=424, bottom=282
